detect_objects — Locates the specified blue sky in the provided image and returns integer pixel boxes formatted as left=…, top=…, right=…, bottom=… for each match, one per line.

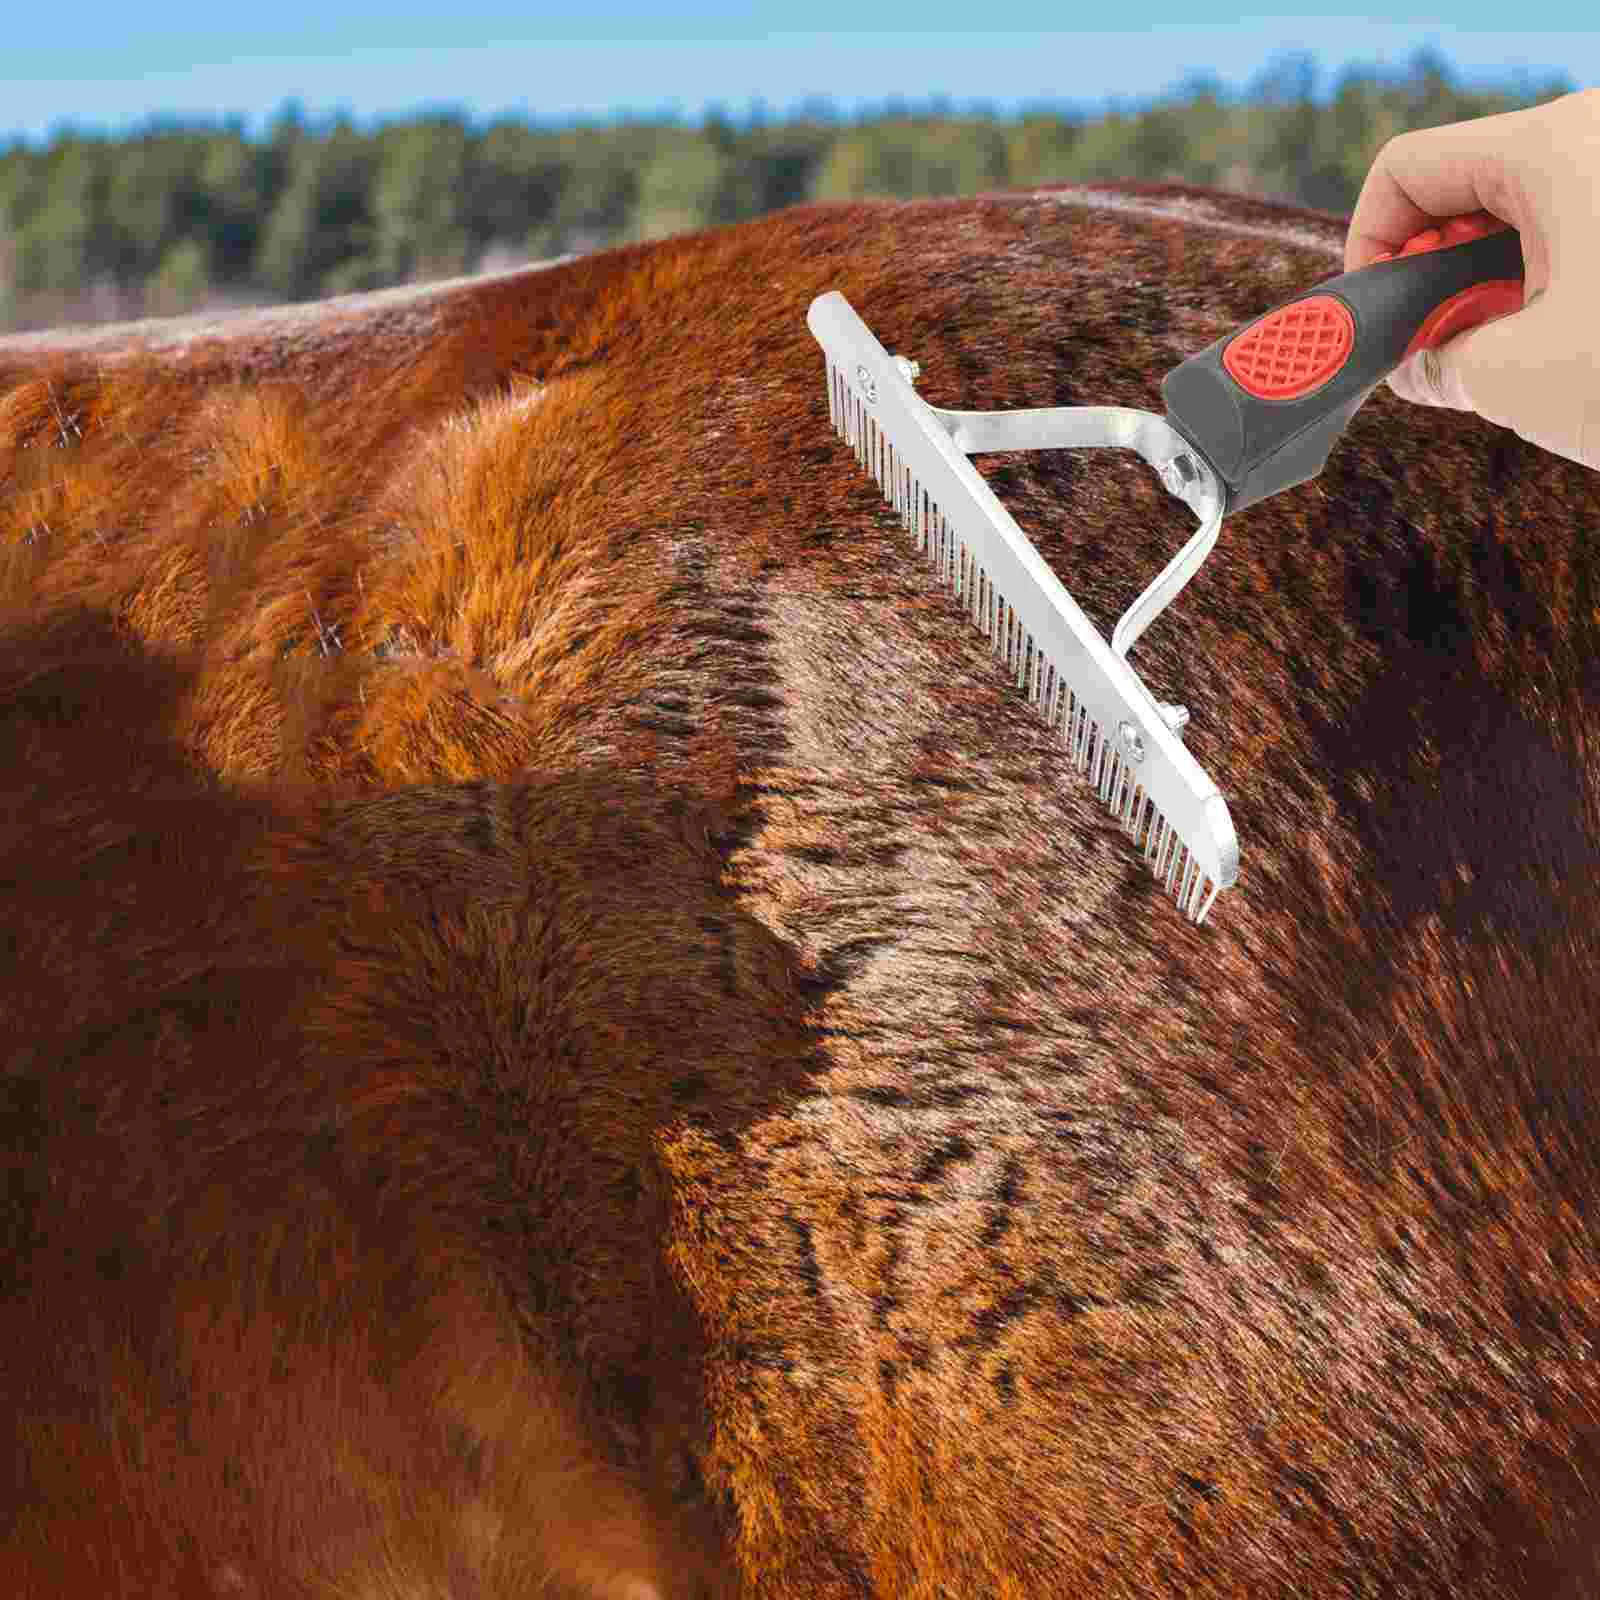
left=2, top=3, right=1593, bottom=147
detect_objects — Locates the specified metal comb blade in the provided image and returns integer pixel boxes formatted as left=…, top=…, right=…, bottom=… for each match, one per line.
left=807, top=290, right=1239, bottom=924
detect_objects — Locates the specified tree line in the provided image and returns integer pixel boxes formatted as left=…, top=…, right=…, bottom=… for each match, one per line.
left=0, top=47, right=1576, bottom=333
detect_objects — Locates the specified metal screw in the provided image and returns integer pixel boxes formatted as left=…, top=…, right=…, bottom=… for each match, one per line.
left=893, top=355, right=921, bottom=384
left=856, top=363, right=877, bottom=403
left=1159, top=454, right=1199, bottom=497
left=1120, top=706, right=1190, bottom=762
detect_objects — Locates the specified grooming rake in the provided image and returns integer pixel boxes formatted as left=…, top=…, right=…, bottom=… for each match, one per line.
left=807, top=210, right=1524, bottom=923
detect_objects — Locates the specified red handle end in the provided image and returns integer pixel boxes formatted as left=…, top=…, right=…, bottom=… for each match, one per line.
left=1369, top=210, right=1524, bottom=360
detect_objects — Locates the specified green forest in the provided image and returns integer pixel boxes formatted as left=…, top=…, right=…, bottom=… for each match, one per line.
left=0, top=47, right=1577, bottom=334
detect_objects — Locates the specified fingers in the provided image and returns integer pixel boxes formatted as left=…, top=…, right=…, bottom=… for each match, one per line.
left=1453, top=293, right=1595, bottom=465
left=1385, top=347, right=1465, bottom=411
left=1388, top=292, right=1598, bottom=469
left=1346, top=91, right=1600, bottom=292
left=1343, top=100, right=1545, bottom=275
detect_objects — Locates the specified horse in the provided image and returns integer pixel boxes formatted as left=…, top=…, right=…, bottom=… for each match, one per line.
left=4, top=175, right=1599, bottom=1598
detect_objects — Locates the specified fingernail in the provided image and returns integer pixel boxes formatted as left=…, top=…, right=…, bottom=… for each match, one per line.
left=1419, top=348, right=1445, bottom=403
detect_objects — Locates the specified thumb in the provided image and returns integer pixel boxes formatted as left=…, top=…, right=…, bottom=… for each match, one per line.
left=1388, top=290, right=1600, bottom=470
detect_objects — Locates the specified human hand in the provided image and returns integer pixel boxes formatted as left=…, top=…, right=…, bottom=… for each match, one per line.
left=1344, top=87, right=1600, bottom=471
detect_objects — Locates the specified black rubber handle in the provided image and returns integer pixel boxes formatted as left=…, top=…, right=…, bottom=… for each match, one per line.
left=1159, top=214, right=1526, bottom=515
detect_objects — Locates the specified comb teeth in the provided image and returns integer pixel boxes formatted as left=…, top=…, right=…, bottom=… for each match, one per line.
left=822, top=354, right=1224, bottom=925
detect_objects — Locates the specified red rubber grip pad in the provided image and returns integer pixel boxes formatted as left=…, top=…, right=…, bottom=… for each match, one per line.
left=1222, top=295, right=1355, bottom=401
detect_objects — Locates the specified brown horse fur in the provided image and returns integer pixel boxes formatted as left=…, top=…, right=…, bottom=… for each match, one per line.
left=3, top=178, right=1600, bottom=1599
